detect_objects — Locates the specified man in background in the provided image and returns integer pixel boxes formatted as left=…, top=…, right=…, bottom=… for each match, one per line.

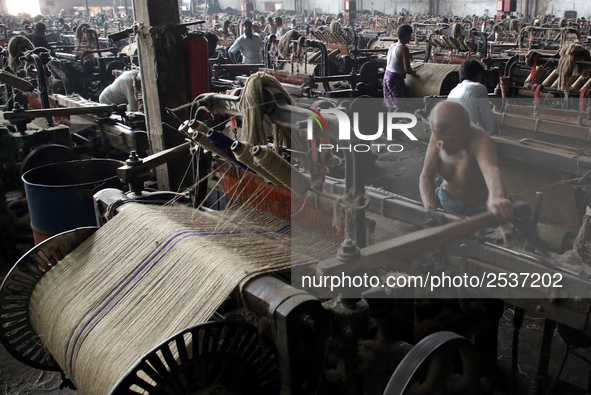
left=228, top=20, right=263, bottom=64
left=99, top=69, right=142, bottom=112
left=275, top=17, right=286, bottom=37
left=27, top=22, right=51, bottom=50
left=447, top=60, right=495, bottom=134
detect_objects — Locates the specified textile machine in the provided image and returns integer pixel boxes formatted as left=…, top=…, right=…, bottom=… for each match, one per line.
left=3, top=74, right=591, bottom=395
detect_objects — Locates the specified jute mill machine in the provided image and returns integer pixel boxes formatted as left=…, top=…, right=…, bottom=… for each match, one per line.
left=3, top=72, right=591, bottom=395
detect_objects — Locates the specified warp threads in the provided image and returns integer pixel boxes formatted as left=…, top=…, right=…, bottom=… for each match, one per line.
left=28, top=205, right=312, bottom=395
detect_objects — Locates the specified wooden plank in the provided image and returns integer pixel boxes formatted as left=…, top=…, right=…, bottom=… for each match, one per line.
left=132, top=0, right=190, bottom=191
left=494, top=112, right=591, bottom=141
left=316, top=203, right=526, bottom=276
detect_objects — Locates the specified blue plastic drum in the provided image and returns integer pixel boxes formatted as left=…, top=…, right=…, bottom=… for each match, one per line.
left=22, top=159, right=124, bottom=244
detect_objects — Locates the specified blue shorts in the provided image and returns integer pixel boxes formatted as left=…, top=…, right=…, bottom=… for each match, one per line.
left=436, top=187, right=488, bottom=217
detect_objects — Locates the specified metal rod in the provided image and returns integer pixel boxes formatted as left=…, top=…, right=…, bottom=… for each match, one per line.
left=525, top=191, right=543, bottom=252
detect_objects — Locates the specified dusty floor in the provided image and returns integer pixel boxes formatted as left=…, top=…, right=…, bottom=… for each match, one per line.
left=2, top=133, right=591, bottom=394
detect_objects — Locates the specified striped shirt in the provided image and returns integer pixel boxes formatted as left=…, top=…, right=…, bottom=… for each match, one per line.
left=447, top=80, right=495, bottom=134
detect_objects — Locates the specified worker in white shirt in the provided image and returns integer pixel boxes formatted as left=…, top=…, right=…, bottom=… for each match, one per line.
left=228, top=19, right=263, bottom=64
left=99, top=69, right=142, bottom=112
left=275, top=17, right=286, bottom=37
left=447, top=60, right=495, bottom=134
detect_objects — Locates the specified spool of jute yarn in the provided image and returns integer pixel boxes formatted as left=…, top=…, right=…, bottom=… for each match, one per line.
left=251, top=145, right=310, bottom=194
left=232, top=140, right=283, bottom=185
left=28, top=204, right=307, bottom=395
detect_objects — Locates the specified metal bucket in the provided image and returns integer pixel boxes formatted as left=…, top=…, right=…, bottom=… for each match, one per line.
left=22, top=159, right=124, bottom=244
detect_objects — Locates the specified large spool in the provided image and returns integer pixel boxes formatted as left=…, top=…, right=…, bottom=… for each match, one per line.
left=24, top=204, right=312, bottom=395
left=231, top=140, right=283, bottom=185
left=251, top=145, right=310, bottom=194
left=405, top=63, right=461, bottom=97
left=21, top=159, right=123, bottom=245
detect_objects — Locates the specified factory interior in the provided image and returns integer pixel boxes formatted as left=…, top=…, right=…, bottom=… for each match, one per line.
left=4, top=0, right=591, bottom=393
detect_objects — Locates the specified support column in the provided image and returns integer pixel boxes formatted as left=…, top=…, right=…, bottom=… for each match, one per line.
left=132, top=0, right=191, bottom=192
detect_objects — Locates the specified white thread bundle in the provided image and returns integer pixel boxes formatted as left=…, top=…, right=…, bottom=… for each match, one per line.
left=29, top=204, right=313, bottom=395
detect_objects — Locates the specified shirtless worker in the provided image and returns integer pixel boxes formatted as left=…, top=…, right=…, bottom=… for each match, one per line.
left=419, top=101, right=514, bottom=224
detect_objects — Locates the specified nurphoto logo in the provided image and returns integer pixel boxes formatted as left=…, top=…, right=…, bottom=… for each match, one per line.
left=306, top=109, right=418, bottom=153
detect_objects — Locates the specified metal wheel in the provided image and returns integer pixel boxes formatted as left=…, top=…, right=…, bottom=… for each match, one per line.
left=111, top=321, right=281, bottom=395
left=0, top=227, right=98, bottom=370
left=383, top=331, right=480, bottom=395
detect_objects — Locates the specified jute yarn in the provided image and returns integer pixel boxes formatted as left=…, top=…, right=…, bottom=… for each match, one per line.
left=557, top=44, right=591, bottom=96
left=232, top=140, right=283, bottom=185
left=278, top=29, right=299, bottom=59
left=8, top=35, right=34, bottom=70
left=29, top=204, right=314, bottom=395
left=251, top=145, right=310, bottom=194
left=330, top=21, right=341, bottom=33
left=238, top=72, right=293, bottom=146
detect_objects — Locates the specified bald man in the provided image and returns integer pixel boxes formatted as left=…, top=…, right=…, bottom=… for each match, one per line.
left=419, top=101, right=514, bottom=223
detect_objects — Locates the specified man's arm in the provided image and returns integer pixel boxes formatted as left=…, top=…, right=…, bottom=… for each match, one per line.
left=473, top=134, right=514, bottom=223
left=228, top=37, right=241, bottom=55
left=400, top=45, right=417, bottom=76
left=419, top=133, right=441, bottom=209
left=125, top=77, right=139, bottom=112
left=228, top=38, right=242, bottom=63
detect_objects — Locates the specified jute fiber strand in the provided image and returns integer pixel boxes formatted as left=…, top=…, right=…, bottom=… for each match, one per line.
left=557, top=44, right=591, bottom=96
left=29, top=204, right=314, bottom=395
left=237, top=72, right=308, bottom=153
left=239, top=72, right=293, bottom=146
left=278, top=29, right=299, bottom=59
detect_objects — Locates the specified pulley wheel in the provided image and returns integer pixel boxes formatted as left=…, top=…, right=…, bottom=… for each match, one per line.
left=111, top=321, right=281, bottom=395
left=383, top=331, right=480, bottom=395
left=0, top=226, right=98, bottom=370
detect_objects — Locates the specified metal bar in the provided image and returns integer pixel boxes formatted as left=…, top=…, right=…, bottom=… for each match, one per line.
left=316, top=203, right=526, bottom=276
left=525, top=192, right=543, bottom=252
left=322, top=177, right=457, bottom=227
left=212, top=63, right=264, bottom=69
left=537, top=319, right=556, bottom=380
left=3, top=105, right=117, bottom=122
left=116, top=142, right=192, bottom=181
left=494, top=112, right=591, bottom=141
left=493, top=137, right=591, bottom=177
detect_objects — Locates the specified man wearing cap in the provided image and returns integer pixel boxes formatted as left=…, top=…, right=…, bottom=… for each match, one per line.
left=228, top=19, right=263, bottom=64
left=253, top=21, right=266, bottom=41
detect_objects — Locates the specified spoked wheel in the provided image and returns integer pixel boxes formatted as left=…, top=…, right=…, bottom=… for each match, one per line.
left=111, top=321, right=281, bottom=395
left=383, top=331, right=480, bottom=395
left=0, top=227, right=98, bottom=370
